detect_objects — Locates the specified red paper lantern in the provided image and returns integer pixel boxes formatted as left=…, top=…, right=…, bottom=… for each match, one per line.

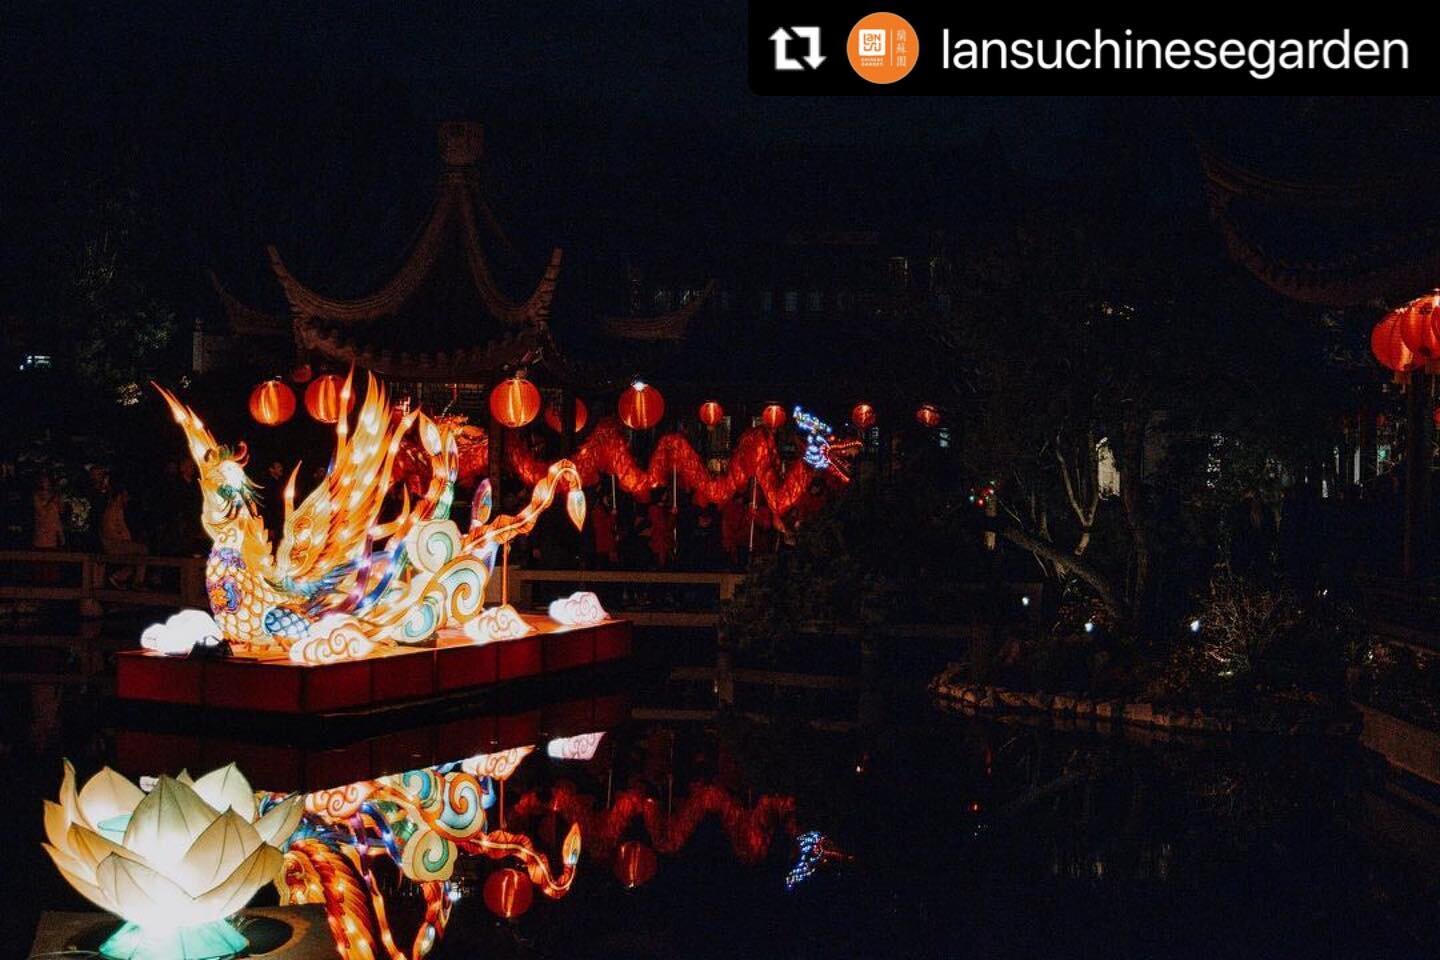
left=490, top=376, right=542, bottom=428
left=618, top=382, right=665, bottom=430
left=851, top=402, right=876, bottom=430
left=698, top=401, right=725, bottom=428
left=290, top=363, right=314, bottom=384
left=1398, top=292, right=1440, bottom=363
left=915, top=403, right=941, bottom=428
left=613, top=841, right=658, bottom=889
left=483, top=867, right=533, bottom=919
left=249, top=380, right=296, bottom=426
left=761, top=403, right=787, bottom=431
left=1371, top=314, right=1417, bottom=373
left=543, top=397, right=589, bottom=433
left=304, top=374, right=353, bottom=425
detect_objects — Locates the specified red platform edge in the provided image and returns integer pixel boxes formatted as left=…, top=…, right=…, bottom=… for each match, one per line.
left=116, top=617, right=632, bottom=714
left=112, top=692, right=632, bottom=793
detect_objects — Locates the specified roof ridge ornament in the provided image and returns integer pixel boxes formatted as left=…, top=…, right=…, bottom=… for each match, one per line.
left=438, top=120, right=483, bottom=167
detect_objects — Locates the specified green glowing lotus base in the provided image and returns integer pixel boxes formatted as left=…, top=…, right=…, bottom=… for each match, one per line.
left=99, top=919, right=248, bottom=960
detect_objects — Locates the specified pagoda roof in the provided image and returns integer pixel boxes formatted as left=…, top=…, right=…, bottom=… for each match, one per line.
left=1201, top=144, right=1440, bottom=307
left=208, top=270, right=287, bottom=337
left=264, top=121, right=563, bottom=380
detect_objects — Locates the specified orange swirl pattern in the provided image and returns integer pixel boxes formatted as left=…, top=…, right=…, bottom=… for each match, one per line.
left=280, top=838, right=451, bottom=960
left=288, top=760, right=581, bottom=959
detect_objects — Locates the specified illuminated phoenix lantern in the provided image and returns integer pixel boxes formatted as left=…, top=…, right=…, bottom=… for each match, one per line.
left=155, top=373, right=585, bottom=663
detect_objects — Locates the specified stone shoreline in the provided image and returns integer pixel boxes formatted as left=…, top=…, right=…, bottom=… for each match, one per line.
left=929, top=663, right=1356, bottom=737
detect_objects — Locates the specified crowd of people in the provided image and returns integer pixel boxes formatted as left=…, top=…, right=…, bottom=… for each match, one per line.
left=0, top=458, right=208, bottom=586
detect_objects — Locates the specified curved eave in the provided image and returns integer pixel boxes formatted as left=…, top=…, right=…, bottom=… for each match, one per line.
left=1206, top=182, right=1440, bottom=307
left=267, top=177, right=563, bottom=329
left=208, top=270, right=287, bottom=336
left=294, top=318, right=545, bottom=381
left=600, top=280, right=716, bottom=341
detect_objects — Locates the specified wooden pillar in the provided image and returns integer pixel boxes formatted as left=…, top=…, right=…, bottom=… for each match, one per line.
left=488, top=405, right=504, bottom=507
left=1401, top=374, right=1433, bottom=577
left=560, top=388, right=577, bottom=457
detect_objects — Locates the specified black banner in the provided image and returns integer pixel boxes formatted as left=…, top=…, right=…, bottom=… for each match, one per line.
left=749, top=6, right=1436, bottom=94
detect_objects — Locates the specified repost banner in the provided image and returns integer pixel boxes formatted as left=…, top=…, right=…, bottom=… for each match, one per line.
left=749, top=6, right=1433, bottom=94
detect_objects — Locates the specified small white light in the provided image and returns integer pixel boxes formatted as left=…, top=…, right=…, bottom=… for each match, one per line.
left=1020, top=596, right=1031, bottom=607
left=1189, top=618, right=1201, bottom=633
left=1083, top=620, right=1095, bottom=633
left=631, top=380, right=648, bottom=392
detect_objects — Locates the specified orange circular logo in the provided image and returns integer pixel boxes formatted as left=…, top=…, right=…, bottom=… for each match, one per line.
left=847, top=12, right=919, bottom=84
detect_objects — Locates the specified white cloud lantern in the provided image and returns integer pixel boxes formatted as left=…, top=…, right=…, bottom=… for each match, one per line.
left=42, top=760, right=303, bottom=960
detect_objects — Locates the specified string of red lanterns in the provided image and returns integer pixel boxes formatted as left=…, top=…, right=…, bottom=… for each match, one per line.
left=256, top=369, right=942, bottom=442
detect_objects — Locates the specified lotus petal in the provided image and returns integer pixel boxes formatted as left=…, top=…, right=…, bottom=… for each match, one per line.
left=253, top=794, right=303, bottom=849
left=58, top=759, right=80, bottom=822
left=123, top=777, right=219, bottom=868
left=44, top=840, right=98, bottom=886
left=96, top=854, right=196, bottom=931
left=67, top=823, right=144, bottom=876
left=76, top=766, right=145, bottom=829
left=176, top=770, right=194, bottom=785
left=173, top=809, right=262, bottom=894
left=44, top=799, right=71, bottom=851
left=193, top=843, right=282, bottom=920
left=190, top=764, right=257, bottom=822
left=44, top=844, right=116, bottom=915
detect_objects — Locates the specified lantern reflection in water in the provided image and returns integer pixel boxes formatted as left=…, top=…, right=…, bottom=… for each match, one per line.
left=282, top=746, right=579, bottom=959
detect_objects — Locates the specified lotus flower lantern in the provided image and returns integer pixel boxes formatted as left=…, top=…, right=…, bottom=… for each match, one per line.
left=42, top=760, right=303, bottom=960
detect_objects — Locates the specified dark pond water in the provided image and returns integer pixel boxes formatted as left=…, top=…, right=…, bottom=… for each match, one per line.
left=4, top=652, right=1439, bottom=959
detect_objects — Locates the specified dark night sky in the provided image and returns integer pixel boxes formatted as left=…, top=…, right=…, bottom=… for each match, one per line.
left=3, top=4, right=1436, bottom=319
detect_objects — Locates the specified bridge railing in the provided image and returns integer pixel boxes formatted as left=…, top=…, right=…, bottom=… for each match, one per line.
left=0, top=549, right=208, bottom=611
left=491, top=567, right=745, bottom=628
left=0, top=550, right=746, bottom=630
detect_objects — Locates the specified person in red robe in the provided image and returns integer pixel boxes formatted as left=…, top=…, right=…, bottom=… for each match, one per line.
left=647, top=501, right=675, bottom=568
left=592, top=494, right=619, bottom=566
left=721, top=494, right=747, bottom=568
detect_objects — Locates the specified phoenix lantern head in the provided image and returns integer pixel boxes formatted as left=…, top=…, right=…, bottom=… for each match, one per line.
left=42, top=760, right=303, bottom=960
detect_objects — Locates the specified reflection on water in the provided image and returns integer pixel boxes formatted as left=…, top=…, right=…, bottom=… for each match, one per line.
left=5, top=666, right=1440, bottom=958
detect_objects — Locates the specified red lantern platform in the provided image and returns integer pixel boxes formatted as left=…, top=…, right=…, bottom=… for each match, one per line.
left=116, top=615, right=632, bottom=718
